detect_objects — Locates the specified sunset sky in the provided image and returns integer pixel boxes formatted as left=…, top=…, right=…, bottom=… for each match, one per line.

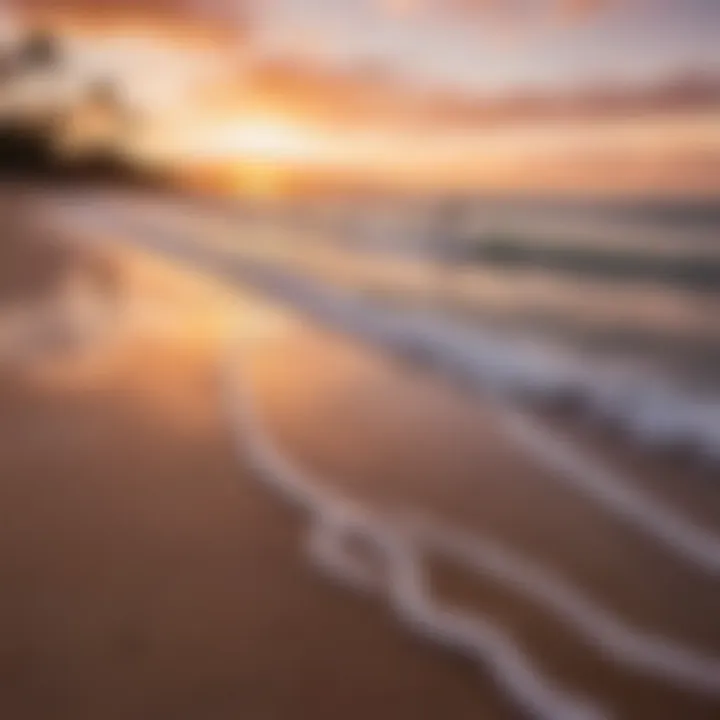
left=4, top=0, right=720, bottom=194
left=254, top=0, right=720, bottom=91
left=16, top=1, right=720, bottom=88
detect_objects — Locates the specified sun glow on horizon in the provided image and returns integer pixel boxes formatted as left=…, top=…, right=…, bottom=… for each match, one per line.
left=197, top=116, right=328, bottom=162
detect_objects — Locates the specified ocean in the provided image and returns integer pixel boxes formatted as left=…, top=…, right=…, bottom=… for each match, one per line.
left=337, top=195, right=720, bottom=388
left=55, top=190, right=720, bottom=462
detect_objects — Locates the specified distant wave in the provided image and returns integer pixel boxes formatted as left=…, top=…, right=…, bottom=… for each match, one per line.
left=58, top=196, right=720, bottom=466
left=460, top=236, right=720, bottom=292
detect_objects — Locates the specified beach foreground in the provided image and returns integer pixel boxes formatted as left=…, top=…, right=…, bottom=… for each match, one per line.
left=0, top=193, right=718, bottom=720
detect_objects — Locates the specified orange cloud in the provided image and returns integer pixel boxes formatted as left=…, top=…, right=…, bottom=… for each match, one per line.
left=15, top=0, right=247, bottom=48
left=380, top=0, right=422, bottom=19
left=554, top=0, right=612, bottom=23
left=384, top=0, right=614, bottom=25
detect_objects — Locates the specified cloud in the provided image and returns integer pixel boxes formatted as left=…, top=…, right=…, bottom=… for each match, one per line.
left=553, top=0, right=612, bottom=23
left=16, top=1, right=248, bottom=32
left=379, top=0, right=614, bottom=25
left=378, top=0, right=422, bottom=19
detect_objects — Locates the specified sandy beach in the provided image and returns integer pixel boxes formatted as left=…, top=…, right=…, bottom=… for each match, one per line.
left=0, top=191, right=718, bottom=720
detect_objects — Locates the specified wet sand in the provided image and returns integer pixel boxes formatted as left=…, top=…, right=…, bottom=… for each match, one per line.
left=241, top=319, right=720, bottom=718
left=1, top=194, right=718, bottom=719
left=0, top=212, right=509, bottom=720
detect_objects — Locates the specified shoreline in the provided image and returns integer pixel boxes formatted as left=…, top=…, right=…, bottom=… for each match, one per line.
left=1, top=194, right=718, bottom=719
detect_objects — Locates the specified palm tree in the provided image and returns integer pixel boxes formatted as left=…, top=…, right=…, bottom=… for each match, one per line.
left=0, top=27, right=148, bottom=183
left=13, top=29, right=62, bottom=74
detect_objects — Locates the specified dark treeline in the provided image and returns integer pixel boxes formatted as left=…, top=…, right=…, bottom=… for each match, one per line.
left=0, top=29, right=165, bottom=187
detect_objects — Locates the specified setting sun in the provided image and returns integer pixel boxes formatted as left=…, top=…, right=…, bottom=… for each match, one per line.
left=202, top=117, right=326, bottom=162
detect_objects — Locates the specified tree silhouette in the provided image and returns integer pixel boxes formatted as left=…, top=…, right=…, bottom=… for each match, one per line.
left=0, top=28, right=156, bottom=186
left=15, top=29, right=62, bottom=73
left=0, top=29, right=63, bottom=175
